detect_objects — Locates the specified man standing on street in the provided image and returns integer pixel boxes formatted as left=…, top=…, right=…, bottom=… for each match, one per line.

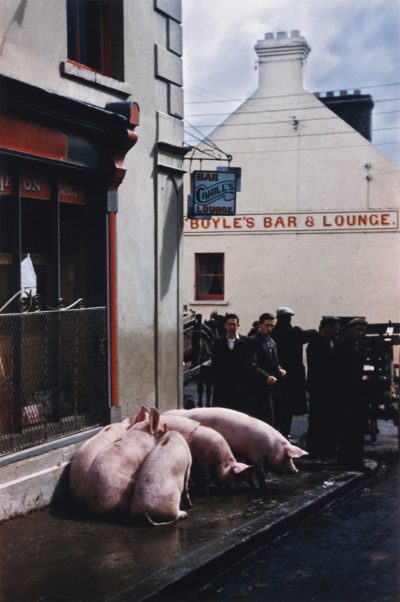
left=211, top=313, right=248, bottom=411
left=272, top=307, right=317, bottom=437
left=335, top=317, right=369, bottom=468
left=247, top=312, right=286, bottom=427
left=306, top=316, right=341, bottom=456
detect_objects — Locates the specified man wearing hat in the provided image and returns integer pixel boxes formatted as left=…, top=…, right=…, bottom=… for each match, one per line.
left=272, top=307, right=317, bottom=437
left=306, top=316, right=341, bottom=456
left=335, top=317, right=369, bottom=468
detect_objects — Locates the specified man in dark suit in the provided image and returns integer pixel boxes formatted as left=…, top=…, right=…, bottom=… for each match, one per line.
left=247, top=312, right=286, bottom=427
left=335, top=317, right=369, bottom=468
left=306, top=316, right=341, bottom=456
left=272, top=307, right=317, bottom=437
left=211, top=313, right=249, bottom=411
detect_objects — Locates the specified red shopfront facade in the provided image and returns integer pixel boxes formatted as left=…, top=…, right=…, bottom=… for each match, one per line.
left=0, top=75, right=138, bottom=455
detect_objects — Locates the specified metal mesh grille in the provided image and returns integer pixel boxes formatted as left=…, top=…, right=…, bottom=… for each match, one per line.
left=0, top=308, right=108, bottom=455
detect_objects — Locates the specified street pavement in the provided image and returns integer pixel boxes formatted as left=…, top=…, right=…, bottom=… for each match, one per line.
left=0, top=418, right=398, bottom=602
left=192, top=460, right=400, bottom=602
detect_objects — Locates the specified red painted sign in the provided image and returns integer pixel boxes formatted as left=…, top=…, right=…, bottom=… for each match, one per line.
left=0, top=170, right=86, bottom=204
left=0, top=116, right=67, bottom=161
left=185, top=211, right=399, bottom=234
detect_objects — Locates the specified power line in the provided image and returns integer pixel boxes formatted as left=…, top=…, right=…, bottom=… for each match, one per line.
left=185, top=97, right=400, bottom=118
left=184, top=141, right=399, bottom=156
left=184, top=126, right=400, bottom=144
left=184, top=82, right=400, bottom=105
left=183, top=119, right=232, bottom=160
left=184, top=110, right=400, bottom=131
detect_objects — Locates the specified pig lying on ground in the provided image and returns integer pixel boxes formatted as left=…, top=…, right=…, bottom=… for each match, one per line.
left=84, top=407, right=164, bottom=515
left=164, top=407, right=308, bottom=488
left=130, top=430, right=192, bottom=526
left=159, top=413, right=251, bottom=489
left=69, top=418, right=131, bottom=503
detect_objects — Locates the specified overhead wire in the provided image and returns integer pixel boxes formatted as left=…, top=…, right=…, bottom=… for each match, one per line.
left=185, top=97, right=400, bottom=118
left=185, top=126, right=400, bottom=144
left=184, top=82, right=400, bottom=105
left=183, top=109, right=400, bottom=130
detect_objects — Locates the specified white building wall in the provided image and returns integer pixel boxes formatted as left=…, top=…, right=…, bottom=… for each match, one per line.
left=183, top=31, right=400, bottom=333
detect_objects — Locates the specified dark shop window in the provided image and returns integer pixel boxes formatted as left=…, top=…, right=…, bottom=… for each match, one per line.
left=60, top=203, right=87, bottom=306
left=195, top=253, right=224, bottom=301
left=0, top=165, right=93, bottom=309
left=67, top=0, right=124, bottom=80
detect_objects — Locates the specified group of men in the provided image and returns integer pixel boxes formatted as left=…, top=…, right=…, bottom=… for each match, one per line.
left=209, top=308, right=369, bottom=469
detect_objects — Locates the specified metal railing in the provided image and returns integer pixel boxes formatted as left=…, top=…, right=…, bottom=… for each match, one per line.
left=0, top=306, right=108, bottom=455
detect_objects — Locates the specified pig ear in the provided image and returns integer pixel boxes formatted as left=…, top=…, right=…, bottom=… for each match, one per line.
left=148, top=407, right=160, bottom=434
left=231, top=462, right=251, bottom=474
left=132, top=406, right=149, bottom=425
left=286, top=444, right=308, bottom=458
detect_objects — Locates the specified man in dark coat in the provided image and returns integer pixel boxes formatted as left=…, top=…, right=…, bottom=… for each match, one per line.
left=272, top=307, right=317, bottom=437
left=306, top=316, right=341, bottom=456
left=211, top=313, right=248, bottom=411
left=247, top=312, right=286, bottom=427
left=335, top=317, right=369, bottom=468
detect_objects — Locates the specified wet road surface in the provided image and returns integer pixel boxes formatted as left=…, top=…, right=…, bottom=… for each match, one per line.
left=191, top=462, right=400, bottom=602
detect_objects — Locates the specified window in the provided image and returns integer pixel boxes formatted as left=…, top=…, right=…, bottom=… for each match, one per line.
left=0, top=164, right=97, bottom=309
left=67, top=0, right=124, bottom=80
left=195, top=253, right=224, bottom=301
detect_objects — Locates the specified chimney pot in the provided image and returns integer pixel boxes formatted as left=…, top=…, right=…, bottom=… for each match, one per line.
left=340, top=90, right=347, bottom=96
left=254, top=30, right=311, bottom=96
left=354, top=89, right=361, bottom=95
left=326, top=91, right=334, bottom=97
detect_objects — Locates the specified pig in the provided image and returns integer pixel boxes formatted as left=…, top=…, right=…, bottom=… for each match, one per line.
left=159, top=413, right=251, bottom=489
left=84, top=407, right=163, bottom=515
left=69, top=418, right=131, bottom=503
left=164, top=407, right=308, bottom=487
left=130, top=430, right=192, bottom=525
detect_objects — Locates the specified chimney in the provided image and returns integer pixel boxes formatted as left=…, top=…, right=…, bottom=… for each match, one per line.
left=254, top=30, right=311, bottom=96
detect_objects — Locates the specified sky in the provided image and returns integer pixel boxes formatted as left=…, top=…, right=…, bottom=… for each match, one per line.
left=182, top=0, right=400, bottom=164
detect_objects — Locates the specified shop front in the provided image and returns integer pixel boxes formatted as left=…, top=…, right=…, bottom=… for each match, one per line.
left=0, top=75, right=138, bottom=456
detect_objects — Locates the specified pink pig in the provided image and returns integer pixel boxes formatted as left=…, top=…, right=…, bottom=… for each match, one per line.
left=130, top=430, right=192, bottom=526
left=159, top=413, right=250, bottom=488
left=164, top=407, right=308, bottom=487
left=69, top=418, right=131, bottom=503
left=84, top=407, right=163, bottom=515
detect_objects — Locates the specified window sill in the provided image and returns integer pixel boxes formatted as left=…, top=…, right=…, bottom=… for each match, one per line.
left=190, top=300, right=229, bottom=306
left=60, top=61, right=132, bottom=96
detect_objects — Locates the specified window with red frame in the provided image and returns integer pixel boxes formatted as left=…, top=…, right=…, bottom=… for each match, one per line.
left=195, top=253, right=224, bottom=301
left=67, top=0, right=124, bottom=80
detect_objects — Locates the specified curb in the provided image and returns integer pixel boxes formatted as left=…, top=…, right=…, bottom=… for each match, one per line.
left=109, top=460, right=378, bottom=602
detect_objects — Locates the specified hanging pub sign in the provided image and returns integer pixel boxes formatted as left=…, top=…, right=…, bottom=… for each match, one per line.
left=189, top=170, right=237, bottom=218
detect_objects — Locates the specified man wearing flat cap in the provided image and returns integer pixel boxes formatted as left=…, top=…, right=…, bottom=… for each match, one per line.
left=306, top=316, right=341, bottom=456
left=272, top=307, right=317, bottom=437
left=335, top=317, right=369, bottom=468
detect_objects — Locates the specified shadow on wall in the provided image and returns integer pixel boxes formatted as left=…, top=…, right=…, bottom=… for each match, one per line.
left=160, top=176, right=182, bottom=300
left=0, top=0, right=28, bottom=57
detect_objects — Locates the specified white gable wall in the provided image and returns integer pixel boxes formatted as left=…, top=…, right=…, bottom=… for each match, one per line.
left=183, top=31, right=400, bottom=331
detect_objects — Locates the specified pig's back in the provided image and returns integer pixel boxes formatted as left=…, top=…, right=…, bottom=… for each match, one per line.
left=164, top=408, right=269, bottom=458
left=85, top=430, right=156, bottom=514
left=69, top=421, right=129, bottom=500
